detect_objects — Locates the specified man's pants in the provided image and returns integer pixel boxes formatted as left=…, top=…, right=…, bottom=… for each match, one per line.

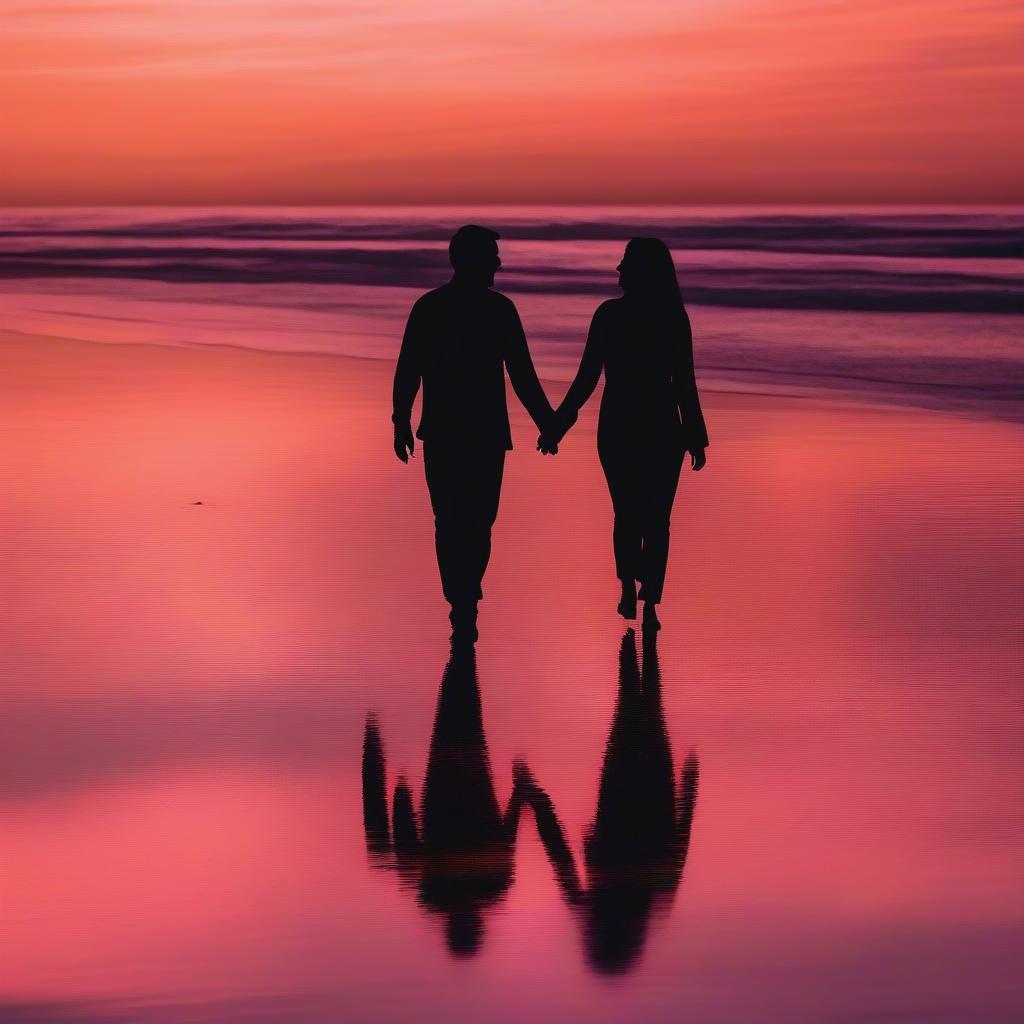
left=423, top=445, right=506, bottom=608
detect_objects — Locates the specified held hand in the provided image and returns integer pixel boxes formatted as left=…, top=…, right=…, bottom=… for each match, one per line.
left=536, top=414, right=560, bottom=455
left=393, top=422, right=415, bottom=463
left=537, top=433, right=559, bottom=455
left=512, top=759, right=533, bottom=790
left=687, top=447, right=707, bottom=471
left=512, top=759, right=542, bottom=798
left=536, top=408, right=575, bottom=455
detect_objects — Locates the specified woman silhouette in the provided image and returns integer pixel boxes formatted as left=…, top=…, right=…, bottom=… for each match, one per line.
left=541, top=238, right=708, bottom=630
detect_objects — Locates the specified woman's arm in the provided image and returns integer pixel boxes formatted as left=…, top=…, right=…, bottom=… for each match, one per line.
left=675, top=752, right=700, bottom=858
left=547, top=302, right=608, bottom=443
left=674, top=310, right=709, bottom=453
left=513, top=762, right=586, bottom=904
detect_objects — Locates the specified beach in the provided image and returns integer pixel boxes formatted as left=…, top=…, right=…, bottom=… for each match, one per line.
left=5, top=0, right=1024, bottom=1006
left=2, top=331, right=1022, bottom=1022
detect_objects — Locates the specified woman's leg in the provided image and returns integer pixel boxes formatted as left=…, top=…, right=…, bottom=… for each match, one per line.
left=637, top=445, right=684, bottom=606
left=598, top=442, right=642, bottom=606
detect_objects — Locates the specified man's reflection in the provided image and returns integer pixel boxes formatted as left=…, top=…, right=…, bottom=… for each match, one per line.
left=519, top=628, right=699, bottom=973
left=361, top=629, right=698, bottom=974
left=362, top=645, right=525, bottom=956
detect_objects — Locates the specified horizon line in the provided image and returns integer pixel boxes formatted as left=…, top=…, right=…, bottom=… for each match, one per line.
left=3, top=201, right=1023, bottom=211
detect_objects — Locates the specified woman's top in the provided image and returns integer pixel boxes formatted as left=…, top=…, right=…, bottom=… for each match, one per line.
left=557, top=296, right=709, bottom=451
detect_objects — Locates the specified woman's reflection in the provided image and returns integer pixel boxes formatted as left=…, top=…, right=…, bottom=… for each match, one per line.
left=361, top=629, right=698, bottom=974
left=362, top=645, right=526, bottom=956
left=519, top=628, right=699, bottom=974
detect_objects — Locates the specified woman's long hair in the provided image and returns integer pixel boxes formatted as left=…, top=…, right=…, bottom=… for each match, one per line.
left=622, top=237, right=687, bottom=333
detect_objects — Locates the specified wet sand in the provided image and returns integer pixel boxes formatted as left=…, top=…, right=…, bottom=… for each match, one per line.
left=2, top=333, right=1022, bottom=1022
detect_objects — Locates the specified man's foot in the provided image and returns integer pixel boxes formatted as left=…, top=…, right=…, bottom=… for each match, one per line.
left=449, top=604, right=479, bottom=646
left=451, top=623, right=478, bottom=646
left=641, top=601, right=661, bottom=632
left=617, top=581, right=638, bottom=620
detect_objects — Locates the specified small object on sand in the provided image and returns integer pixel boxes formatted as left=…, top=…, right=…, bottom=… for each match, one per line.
left=192, top=500, right=203, bottom=505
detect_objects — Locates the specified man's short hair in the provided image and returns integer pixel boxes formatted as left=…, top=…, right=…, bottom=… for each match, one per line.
left=449, top=224, right=500, bottom=268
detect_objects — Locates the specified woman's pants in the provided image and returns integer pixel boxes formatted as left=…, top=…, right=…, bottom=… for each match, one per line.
left=598, top=440, right=684, bottom=604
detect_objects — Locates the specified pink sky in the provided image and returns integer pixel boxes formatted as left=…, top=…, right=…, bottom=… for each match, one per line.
left=1, top=0, right=1022, bottom=203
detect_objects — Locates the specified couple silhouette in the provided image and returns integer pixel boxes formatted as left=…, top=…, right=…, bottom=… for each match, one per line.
left=393, top=225, right=709, bottom=644
left=363, top=628, right=699, bottom=974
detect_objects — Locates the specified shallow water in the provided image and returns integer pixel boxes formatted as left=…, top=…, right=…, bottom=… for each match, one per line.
left=2, top=341, right=1022, bottom=1022
left=2, top=206, right=1022, bottom=420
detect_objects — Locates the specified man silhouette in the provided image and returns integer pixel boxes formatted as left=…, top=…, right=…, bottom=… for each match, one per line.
left=392, top=225, right=554, bottom=644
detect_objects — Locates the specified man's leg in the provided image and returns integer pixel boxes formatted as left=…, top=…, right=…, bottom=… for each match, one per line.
left=465, top=449, right=506, bottom=602
left=424, top=444, right=504, bottom=641
left=423, top=444, right=464, bottom=608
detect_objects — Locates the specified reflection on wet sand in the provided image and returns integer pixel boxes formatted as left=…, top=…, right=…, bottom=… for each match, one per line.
left=523, top=628, right=699, bottom=974
left=363, top=646, right=525, bottom=956
left=5, top=332, right=1021, bottom=1020
left=362, top=629, right=699, bottom=973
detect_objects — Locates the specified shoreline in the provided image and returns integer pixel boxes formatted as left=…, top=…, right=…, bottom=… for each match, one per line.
left=5, top=328, right=1021, bottom=429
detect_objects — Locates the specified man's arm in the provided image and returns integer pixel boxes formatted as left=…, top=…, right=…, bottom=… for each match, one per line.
left=392, top=778, right=421, bottom=855
left=362, top=715, right=391, bottom=853
left=392, top=299, right=425, bottom=461
left=503, top=301, right=553, bottom=434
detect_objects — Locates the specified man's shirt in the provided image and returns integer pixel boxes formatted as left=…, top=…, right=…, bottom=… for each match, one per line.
left=392, top=280, right=551, bottom=451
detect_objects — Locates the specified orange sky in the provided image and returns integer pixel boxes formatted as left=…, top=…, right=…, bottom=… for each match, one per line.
left=1, top=0, right=1022, bottom=204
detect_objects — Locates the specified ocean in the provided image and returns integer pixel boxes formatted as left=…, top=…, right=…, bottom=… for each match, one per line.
left=2, top=205, right=1022, bottom=419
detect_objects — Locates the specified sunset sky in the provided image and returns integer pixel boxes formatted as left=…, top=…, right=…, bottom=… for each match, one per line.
left=2, top=0, right=1022, bottom=204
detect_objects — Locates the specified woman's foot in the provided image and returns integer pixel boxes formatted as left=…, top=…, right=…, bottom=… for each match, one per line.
left=449, top=603, right=479, bottom=645
left=617, top=581, right=637, bottom=620
left=642, top=600, right=661, bottom=632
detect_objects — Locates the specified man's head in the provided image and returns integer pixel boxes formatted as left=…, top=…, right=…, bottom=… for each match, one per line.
left=449, top=225, right=501, bottom=287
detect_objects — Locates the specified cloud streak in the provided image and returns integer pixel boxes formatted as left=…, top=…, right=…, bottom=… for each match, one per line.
left=0, top=0, right=1021, bottom=201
